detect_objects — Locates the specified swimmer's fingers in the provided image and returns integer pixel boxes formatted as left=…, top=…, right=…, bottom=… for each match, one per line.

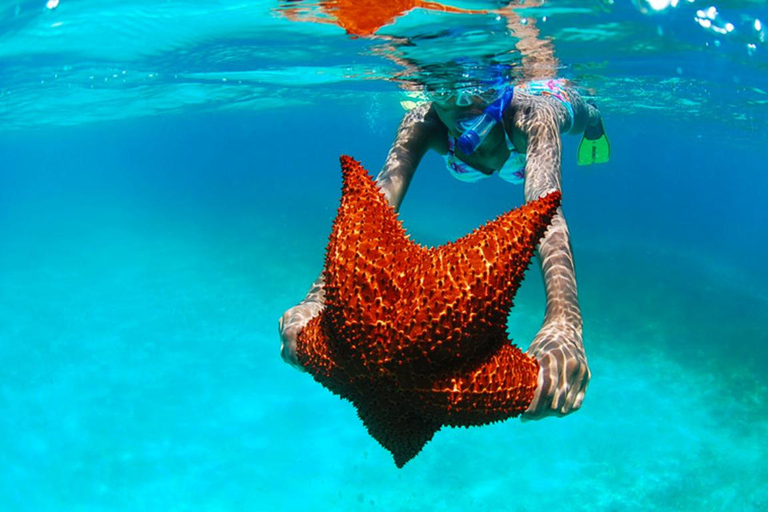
left=522, top=351, right=562, bottom=420
left=522, top=343, right=590, bottom=420
left=521, top=368, right=547, bottom=421
left=278, top=309, right=302, bottom=370
left=571, top=389, right=586, bottom=411
left=278, top=301, right=325, bottom=371
left=551, top=347, right=576, bottom=413
left=561, top=356, right=590, bottom=414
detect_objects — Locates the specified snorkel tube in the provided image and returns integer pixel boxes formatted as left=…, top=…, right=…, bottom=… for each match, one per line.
left=457, top=87, right=514, bottom=155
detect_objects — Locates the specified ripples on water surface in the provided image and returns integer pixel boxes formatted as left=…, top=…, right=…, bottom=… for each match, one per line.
left=1, top=0, right=766, bottom=131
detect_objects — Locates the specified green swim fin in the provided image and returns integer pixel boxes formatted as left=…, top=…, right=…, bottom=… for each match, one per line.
left=577, top=116, right=611, bottom=165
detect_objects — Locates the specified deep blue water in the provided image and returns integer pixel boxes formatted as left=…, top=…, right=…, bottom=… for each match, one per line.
left=2, top=1, right=768, bottom=511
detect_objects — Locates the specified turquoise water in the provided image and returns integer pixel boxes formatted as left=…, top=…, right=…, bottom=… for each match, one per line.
left=2, top=1, right=768, bottom=510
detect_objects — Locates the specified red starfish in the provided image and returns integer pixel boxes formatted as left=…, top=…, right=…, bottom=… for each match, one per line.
left=297, top=156, right=561, bottom=467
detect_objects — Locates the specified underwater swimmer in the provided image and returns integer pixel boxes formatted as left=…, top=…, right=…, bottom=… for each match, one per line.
left=279, top=76, right=609, bottom=419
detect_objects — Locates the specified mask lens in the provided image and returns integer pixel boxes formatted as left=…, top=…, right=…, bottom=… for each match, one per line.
left=424, top=86, right=454, bottom=106
left=455, top=90, right=473, bottom=106
left=425, top=84, right=503, bottom=107
left=477, top=88, right=502, bottom=104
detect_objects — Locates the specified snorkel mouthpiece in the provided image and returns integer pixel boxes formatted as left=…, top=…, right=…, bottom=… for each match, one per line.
left=457, top=87, right=514, bottom=155
left=457, top=116, right=495, bottom=155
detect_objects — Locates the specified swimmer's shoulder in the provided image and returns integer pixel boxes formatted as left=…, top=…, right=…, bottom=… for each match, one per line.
left=396, top=102, right=448, bottom=154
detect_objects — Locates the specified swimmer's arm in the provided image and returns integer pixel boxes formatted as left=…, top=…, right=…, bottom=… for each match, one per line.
left=513, top=103, right=590, bottom=418
left=375, top=103, right=446, bottom=211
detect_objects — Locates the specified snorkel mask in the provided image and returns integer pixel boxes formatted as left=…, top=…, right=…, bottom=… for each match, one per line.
left=456, top=86, right=514, bottom=155
left=424, top=62, right=514, bottom=154
left=425, top=84, right=503, bottom=108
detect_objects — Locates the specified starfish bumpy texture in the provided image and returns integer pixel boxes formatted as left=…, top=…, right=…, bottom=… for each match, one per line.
left=296, top=156, right=561, bottom=467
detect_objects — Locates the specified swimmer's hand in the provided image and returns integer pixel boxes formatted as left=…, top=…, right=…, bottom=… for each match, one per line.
left=278, top=300, right=325, bottom=371
left=523, top=330, right=590, bottom=419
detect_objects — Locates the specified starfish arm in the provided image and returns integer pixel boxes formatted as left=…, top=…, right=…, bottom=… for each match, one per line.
left=298, top=319, right=441, bottom=468
left=439, top=190, right=562, bottom=321
left=391, top=192, right=561, bottom=373
left=323, top=156, right=422, bottom=365
left=285, top=106, right=441, bottom=369
left=353, top=385, right=442, bottom=468
left=299, top=316, right=441, bottom=468
left=411, top=340, right=539, bottom=426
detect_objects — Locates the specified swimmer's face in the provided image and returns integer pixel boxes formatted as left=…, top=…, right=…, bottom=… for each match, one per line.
left=426, top=85, right=501, bottom=137
left=432, top=95, right=490, bottom=138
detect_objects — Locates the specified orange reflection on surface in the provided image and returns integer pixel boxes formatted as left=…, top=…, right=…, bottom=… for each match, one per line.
left=499, top=1, right=559, bottom=80
left=281, top=0, right=488, bottom=36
